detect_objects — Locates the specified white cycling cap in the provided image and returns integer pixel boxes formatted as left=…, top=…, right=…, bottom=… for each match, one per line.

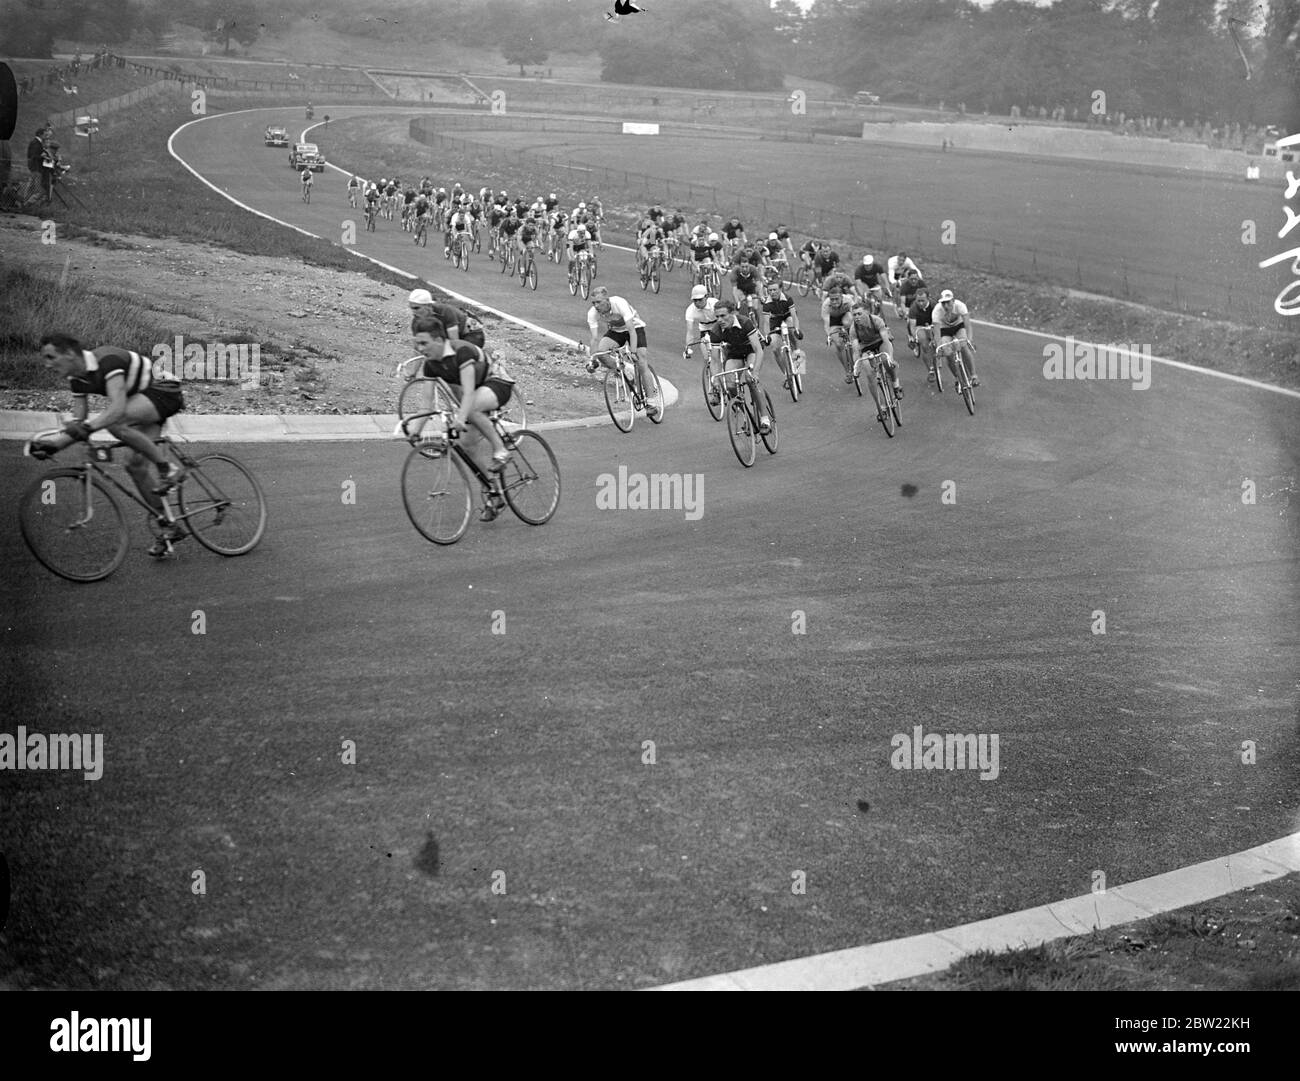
left=408, top=289, right=435, bottom=307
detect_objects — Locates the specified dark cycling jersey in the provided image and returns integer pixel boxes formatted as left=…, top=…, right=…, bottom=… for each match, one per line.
left=855, top=263, right=887, bottom=288
left=501, top=218, right=522, bottom=237
left=908, top=299, right=934, bottom=327
left=823, top=296, right=853, bottom=328
left=763, top=294, right=796, bottom=328
left=519, top=224, right=538, bottom=244
left=711, top=315, right=760, bottom=360
left=420, top=342, right=515, bottom=387
left=813, top=251, right=839, bottom=276
left=731, top=266, right=759, bottom=295
left=722, top=219, right=745, bottom=239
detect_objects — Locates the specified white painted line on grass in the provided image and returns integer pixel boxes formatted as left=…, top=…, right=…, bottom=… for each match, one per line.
left=649, top=831, right=1300, bottom=991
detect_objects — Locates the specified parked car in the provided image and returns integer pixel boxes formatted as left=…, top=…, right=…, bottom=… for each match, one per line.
left=854, top=91, right=881, bottom=106
left=289, top=143, right=326, bottom=171
left=265, top=126, right=289, bottom=147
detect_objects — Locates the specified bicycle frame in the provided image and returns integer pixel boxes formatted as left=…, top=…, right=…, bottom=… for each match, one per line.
left=398, top=382, right=526, bottom=499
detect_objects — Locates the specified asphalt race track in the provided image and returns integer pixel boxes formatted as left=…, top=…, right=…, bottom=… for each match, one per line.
left=0, top=105, right=1296, bottom=990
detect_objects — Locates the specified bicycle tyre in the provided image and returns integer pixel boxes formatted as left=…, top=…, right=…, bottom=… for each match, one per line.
left=727, top=398, right=757, bottom=467
left=780, top=346, right=799, bottom=402
left=876, top=374, right=896, bottom=437
left=604, top=365, right=635, bottom=432
left=500, top=430, right=561, bottom=526
left=397, top=377, right=457, bottom=439
left=19, top=470, right=129, bottom=582
left=702, top=355, right=725, bottom=422
left=568, top=267, right=578, bottom=296
left=401, top=446, right=473, bottom=544
left=179, top=454, right=267, bottom=555
left=651, top=265, right=661, bottom=294
left=527, top=260, right=537, bottom=290
left=643, top=364, right=665, bottom=424
left=759, top=387, right=778, bottom=454
left=580, top=265, right=591, bottom=300
left=795, top=266, right=811, bottom=296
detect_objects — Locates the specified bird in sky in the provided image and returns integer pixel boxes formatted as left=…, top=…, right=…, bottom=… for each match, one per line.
left=610, top=0, right=645, bottom=16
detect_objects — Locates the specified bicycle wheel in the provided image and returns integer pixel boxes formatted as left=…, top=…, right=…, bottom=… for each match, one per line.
left=960, top=358, right=975, bottom=415
left=500, top=430, right=561, bottom=526
left=780, top=347, right=799, bottom=403
left=651, top=265, right=661, bottom=294
left=580, top=264, right=591, bottom=300
left=702, top=355, right=725, bottom=422
left=758, top=387, right=778, bottom=454
left=727, top=398, right=757, bottom=467
left=890, top=374, right=903, bottom=428
left=604, top=365, right=635, bottom=432
left=643, top=364, right=665, bottom=424
left=526, top=259, right=537, bottom=290
left=568, top=266, right=578, bottom=296
left=179, top=454, right=267, bottom=555
left=795, top=266, right=811, bottom=296
left=876, top=374, right=896, bottom=437
left=400, top=446, right=473, bottom=544
left=19, top=470, right=129, bottom=582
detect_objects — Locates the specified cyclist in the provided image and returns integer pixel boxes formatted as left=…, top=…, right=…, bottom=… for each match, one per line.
left=932, top=289, right=979, bottom=388
left=498, top=207, right=523, bottom=261
left=347, top=173, right=361, bottom=207
left=812, top=242, right=840, bottom=292
left=408, top=316, right=517, bottom=517
left=637, top=218, right=667, bottom=273
left=729, top=255, right=763, bottom=323
left=486, top=199, right=508, bottom=257
left=907, top=285, right=938, bottom=381
left=772, top=223, right=795, bottom=259
left=33, top=334, right=187, bottom=556
left=720, top=216, right=747, bottom=264
left=887, top=250, right=921, bottom=295
left=412, top=189, right=432, bottom=241
left=897, top=270, right=926, bottom=329
left=762, top=232, right=788, bottom=273
left=444, top=201, right=475, bottom=258
left=300, top=166, right=314, bottom=200
left=566, top=220, right=594, bottom=278
left=409, top=289, right=487, bottom=349
left=709, top=298, right=771, bottom=434
left=821, top=284, right=857, bottom=383
left=516, top=211, right=540, bottom=267
left=854, top=254, right=891, bottom=309
left=762, top=280, right=803, bottom=389
left=847, top=299, right=901, bottom=419
left=364, top=182, right=381, bottom=225
left=584, top=287, right=659, bottom=419
left=548, top=205, right=569, bottom=258
left=402, top=185, right=418, bottom=230
left=683, top=283, right=721, bottom=360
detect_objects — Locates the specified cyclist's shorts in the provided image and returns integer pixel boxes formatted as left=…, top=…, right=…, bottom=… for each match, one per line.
left=142, top=385, right=184, bottom=421
left=607, top=327, right=648, bottom=351
left=938, top=324, right=967, bottom=338
left=463, top=328, right=486, bottom=350
left=483, top=379, right=513, bottom=409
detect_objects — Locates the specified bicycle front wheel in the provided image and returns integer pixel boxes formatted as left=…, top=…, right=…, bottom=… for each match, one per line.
left=702, top=356, right=724, bottom=422
left=759, top=387, right=778, bottom=454
left=19, top=470, right=129, bottom=582
left=651, top=265, right=661, bottom=294
left=580, top=265, right=591, bottom=300
left=401, top=446, right=473, bottom=544
left=397, top=377, right=457, bottom=440
left=781, top=347, right=800, bottom=403
left=500, top=430, right=561, bottom=526
left=727, top=398, right=757, bottom=467
left=526, top=260, right=537, bottom=290
left=643, top=364, right=665, bottom=424
left=604, top=365, right=635, bottom=432
left=179, top=454, right=267, bottom=555
left=876, top=376, right=897, bottom=437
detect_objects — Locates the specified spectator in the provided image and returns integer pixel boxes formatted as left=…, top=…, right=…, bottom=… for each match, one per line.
left=26, top=128, right=46, bottom=199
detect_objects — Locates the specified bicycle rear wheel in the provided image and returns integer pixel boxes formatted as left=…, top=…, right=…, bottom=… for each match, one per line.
left=727, top=398, right=757, bottom=467
left=179, top=454, right=267, bottom=555
left=643, top=364, right=665, bottom=424
left=604, top=365, right=635, bottom=432
left=19, top=470, right=129, bottom=582
left=758, top=387, right=778, bottom=454
left=500, top=430, right=561, bottom=526
left=401, top=446, right=473, bottom=544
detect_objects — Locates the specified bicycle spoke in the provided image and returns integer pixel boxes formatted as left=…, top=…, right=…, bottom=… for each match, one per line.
left=19, top=470, right=129, bottom=582
left=401, top=447, right=473, bottom=544
left=179, top=454, right=267, bottom=555
left=500, top=430, right=561, bottom=525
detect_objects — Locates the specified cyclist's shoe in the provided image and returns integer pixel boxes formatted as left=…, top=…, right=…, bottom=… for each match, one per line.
left=480, top=494, right=506, bottom=522
left=970, top=375, right=981, bottom=387
left=707, top=390, right=720, bottom=407
left=927, top=369, right=936, bottom=383
left=759, top=415, right=772, bottom=434
left=876, top=409, right=887, bottom=422
left=489, top=448, right=512, bottom=472
left=153, top=462, right=187, bottom=494
left=794, top=330, right=804, bottom=341
left=782, top=378, right=791, bottom=390
left=584, top=358, right=600, bottom=374
left=851, top=357, right=863, bottom=379
left=894, top=383, right=904, bottom=399
left=646, top=403, right=661, bottom=419
left=844, top=372, right=854, bottom=384
left=147, top=523, right=186, bottom=558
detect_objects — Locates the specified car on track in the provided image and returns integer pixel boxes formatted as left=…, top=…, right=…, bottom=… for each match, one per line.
left=264, top=126, right=289, bottom=147
left=289, top=142, right=326, bottom=171
left=853, top=90, right=881, bottom=106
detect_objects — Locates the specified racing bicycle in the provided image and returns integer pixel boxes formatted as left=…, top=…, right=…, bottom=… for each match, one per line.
left=19, top=430, right=267, bottom=582
left=583, top=346, right=665, bottom=433
left=936, top=338, right=977, bottom=415
left=860, top=350, right=901, bottom=437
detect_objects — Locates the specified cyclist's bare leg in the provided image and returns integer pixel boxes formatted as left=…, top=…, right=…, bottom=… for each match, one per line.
left=109, top=404, right=169, bottom=514
left=463, top=386, right=507, bottom=460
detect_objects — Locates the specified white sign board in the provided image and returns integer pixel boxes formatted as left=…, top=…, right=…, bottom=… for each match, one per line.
left=622, top=122, right=660, bottom=135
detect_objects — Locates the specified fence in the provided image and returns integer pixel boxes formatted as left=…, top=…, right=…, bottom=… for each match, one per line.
left=409, top=122, right=1278, bottom=327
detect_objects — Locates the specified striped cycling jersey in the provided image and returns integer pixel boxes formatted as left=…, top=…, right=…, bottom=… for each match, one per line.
left=68, top=347, right=172, bottom=397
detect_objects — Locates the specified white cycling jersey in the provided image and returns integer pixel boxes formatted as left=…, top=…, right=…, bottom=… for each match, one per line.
left=887, top=255, right=920, bottom=281
left=588, top=296, right=645, bottom=337
left=932, top=299, right=970, bottom=329
left=684, top=297, right=720, bottom=342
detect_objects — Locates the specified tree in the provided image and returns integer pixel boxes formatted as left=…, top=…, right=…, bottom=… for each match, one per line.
left=203, top=1, right=261, bottom=55
left=501, top=28, right=548, bottom=77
